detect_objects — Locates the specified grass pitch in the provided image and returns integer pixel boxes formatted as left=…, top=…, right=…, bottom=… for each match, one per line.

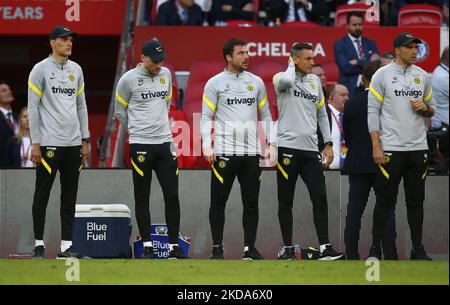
left=0, top=259, right=448, bottom=285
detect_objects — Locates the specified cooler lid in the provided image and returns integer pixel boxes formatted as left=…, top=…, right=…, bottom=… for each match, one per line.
left=75, top=204, right=130, bottom=217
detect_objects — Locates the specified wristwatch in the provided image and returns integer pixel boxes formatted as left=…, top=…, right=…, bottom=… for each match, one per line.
left=82, top=138, right=90, bottom=143
left=324, top=141, right=333, bottom=147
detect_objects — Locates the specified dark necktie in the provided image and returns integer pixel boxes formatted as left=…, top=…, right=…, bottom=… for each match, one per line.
left=356, top=39, right=365, bottom=60
left=6, top=112, right=14, bottom=126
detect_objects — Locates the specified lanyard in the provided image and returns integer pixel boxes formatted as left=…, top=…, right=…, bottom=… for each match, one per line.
left=21, top=140, right=31, bottom=164
left=330, top=110, right=344, bottom=137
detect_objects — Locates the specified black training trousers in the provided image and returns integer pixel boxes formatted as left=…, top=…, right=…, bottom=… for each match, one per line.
left=130, top=142, right=180, bottom=244
left=345, top=173, right=398, bottom=260
left=32, top=146, right=82, bottom=241
left=277, top=147, right=329, bottom=246
left=209, top=155, right=261, bottom=248
left=372, top=150, right=428, bottom=250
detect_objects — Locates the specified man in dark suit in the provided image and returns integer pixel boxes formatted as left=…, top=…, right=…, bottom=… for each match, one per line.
left=342, top=62, right=397, bottom=260
left=266, top=0, right=328, bottom=25
left=212, top=0, right=255, bottom=22
left=157, top=0, right=204, bottom=26
left=333, top=12, right=380, bottom=100
left=0, top=81, right=19, bottom=167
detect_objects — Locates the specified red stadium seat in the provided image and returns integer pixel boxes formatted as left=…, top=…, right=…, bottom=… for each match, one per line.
left=183, top=61, right=224, bottom=124
left=226, top=20, right=259, bottom=27
left=151, top=0, right=158, bottom=24
left=398, top=4, right=442, bottom=27
left=253, top=0, right=260, bottom=21
left=250, top=61, right=285, bottom=81
left=335, top=3, right=379, bottom=27
left=169, top=108, right=199, bottom=168
left=164, top=62, right=179, bottom=109
left=320, top=60, right=339, bottom=90
left=268, top=99, right=278, bottom=120
left=181, top=61, right=225, bottom=167
left=250, top=61, right=285, bottom=120
left=279, top=21, right=321, bottom=27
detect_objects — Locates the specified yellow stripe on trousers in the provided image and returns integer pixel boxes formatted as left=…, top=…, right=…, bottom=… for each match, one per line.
left=131, top=159, right=144, bottom=177
left=41, top=159, right=52, bottom=174
left=277, top=162, right=288, bottom=180
left=378, top=164, right=389, bottom=179
left=211, top=164, right=223, bottom=184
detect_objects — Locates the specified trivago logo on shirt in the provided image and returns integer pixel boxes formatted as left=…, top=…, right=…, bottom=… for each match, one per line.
left=394, top=89, right=423, bottom=99
left=226, top=97, right=256, bottom=106
left=293, top=88, right=319, bottom=103
left=140, top=90, right=168, bottom=100
left=51, top=86, right=76, bottom=96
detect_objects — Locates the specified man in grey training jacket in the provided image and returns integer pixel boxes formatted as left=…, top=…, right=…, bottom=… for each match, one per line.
left=367, top=32, right=435, bottom=260
left=115, top=39, right=187, bottom=259
left=28, top=26, right=90, bottom=259
left=201, top=38, right=277, bottom=260
left=274, top=43, right=344, bottom=260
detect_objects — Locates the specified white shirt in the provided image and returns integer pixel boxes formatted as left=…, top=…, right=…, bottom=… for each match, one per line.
left=348, top=34, right=362, bottom=56
left=157, top=0, right=211, bottom=12
left=285, top=0, right=313, bottom=22
left=328, top=104, right=345, bottom=169
left=20, top=136, right=34, bottom=167
left=348, top=34, right=364, bottom=88
left=431, top=63, right=449, bottom=128
left=0, top=106, right=18, bottom=135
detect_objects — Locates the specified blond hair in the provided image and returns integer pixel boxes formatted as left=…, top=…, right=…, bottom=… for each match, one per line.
left=17, top=106, right=28, bottom=142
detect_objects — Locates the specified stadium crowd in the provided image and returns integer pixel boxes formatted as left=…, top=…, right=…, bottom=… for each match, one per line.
left=141, top=0, right=449, bottom=27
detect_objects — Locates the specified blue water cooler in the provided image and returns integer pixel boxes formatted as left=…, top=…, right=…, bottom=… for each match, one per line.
left=72, top=204, right=132, bottom=258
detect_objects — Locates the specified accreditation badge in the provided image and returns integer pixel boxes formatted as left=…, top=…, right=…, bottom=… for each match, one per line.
left=341, top=143, right=348, bottom=156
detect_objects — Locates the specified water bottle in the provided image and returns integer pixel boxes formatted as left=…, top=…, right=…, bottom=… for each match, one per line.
left=275, top=17, right=281, bottom=27
left=294, top=244, right=301, bottom=260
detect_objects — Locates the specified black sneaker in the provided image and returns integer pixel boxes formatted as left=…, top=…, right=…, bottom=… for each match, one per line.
left=142, top=246, right=154, bottom=259
left=410, top=245, right=432, bottom=261
left=367, top=245, right=382, bottom=260
left=319, top=245, right=344, bottom=260
left=32, top=245, right=45, bottom=259
left=243, top=247, right=264, bottom=260
left=278, top=247, right=296, bottom=260
left=210, top=245, right=224, bottom=259
left=57, top=246, right=83, bottom=259
left=168, top=246, right=188, bottom=259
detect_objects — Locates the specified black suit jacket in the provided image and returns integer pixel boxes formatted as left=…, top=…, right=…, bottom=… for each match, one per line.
left=212, top=0, right=254, bottom=22
left=317, top=103, right=332, bottom=152
left=157, top=1, right=204, bottom=26
left=267, top=0, right=328, bottom=24
left=0, top=110, right=19, bottom=167
left=333, top=35, right=379, bottom=99
left=342, top=89, right=377, bottom=174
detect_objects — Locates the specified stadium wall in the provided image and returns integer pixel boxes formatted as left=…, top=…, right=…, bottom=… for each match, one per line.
left=0, top=169, right=448, bottom=259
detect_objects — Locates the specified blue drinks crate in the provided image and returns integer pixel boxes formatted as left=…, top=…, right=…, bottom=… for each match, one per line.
left=134, top=223, right=191, bottom=258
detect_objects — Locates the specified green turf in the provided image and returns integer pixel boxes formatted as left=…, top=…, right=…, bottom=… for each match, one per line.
left=0, top=259, right=447, bottom=285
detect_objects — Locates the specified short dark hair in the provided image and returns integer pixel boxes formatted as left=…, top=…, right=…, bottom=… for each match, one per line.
left=362, top=62, right=380, bottom=83
left=0, top=80, right=8, bottom=86
left=290, top=43, right=312, bottom=57
left=346, top=12, right=364, bottom=25
left=223, top=38, right=246, bottom=61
